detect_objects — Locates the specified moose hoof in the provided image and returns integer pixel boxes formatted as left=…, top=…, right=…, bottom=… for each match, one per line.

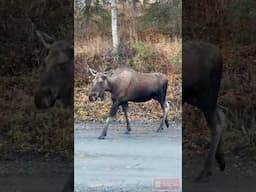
left=98, top=135, right=105, bottom=140
left=217, top=161, right=225, bottom=171
left=216, top=156, right=225, bottom=171
left=156, top=128, right=162, bottom=132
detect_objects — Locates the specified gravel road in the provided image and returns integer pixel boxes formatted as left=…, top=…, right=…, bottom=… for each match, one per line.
left=75, top=120, right=182, bottom=192
left=0, top=156, right=72, bottom=192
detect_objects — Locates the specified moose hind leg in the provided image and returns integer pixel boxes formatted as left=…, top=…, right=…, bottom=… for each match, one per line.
left=122, top=103, right=131, bottom=134
left=215, top=137, right=225, bottom=171
left=215, top=106, right=226, bottom=171
left=196, top=109, right=224, bottom=181
left=98, top=102, right=119, bottom=139
left=157, top=100, right=169, bottom=132
left=165, top=100, right=170, bottom=128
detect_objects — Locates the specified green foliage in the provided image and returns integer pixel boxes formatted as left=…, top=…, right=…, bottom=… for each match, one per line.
left=130, top=41, right=155, bottom=71
left=230, top=0, right=256, bottom=20
left=228, top=0, right=256, bottom=43
left=140, top=1, right=181, bottom=37
left=75, top=3, right=111, bottom=37
left=90, top=7, right=111, bottom=32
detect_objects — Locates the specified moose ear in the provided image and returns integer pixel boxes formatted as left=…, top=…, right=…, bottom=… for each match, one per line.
left=36, top=30, right=55, bottom=49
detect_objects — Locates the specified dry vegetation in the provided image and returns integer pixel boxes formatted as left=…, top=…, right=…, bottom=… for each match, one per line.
left=74, top=2, right=182, bottom=123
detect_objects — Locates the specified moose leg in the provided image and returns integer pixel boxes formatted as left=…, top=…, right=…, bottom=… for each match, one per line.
left=122, top=102, right=131, bottom=134
left=215, top=106, right=226, bottom=171
left=215, top=136, right=225, bottom=171
left=196, top=108, right=224, bottom=181
left=98, top=101, right=120, bottom=139
left=165, top=100, right=170, bottom=128
left=157, top=100, right=170, bottom=132
left=62, top=172, right=74, bottom=192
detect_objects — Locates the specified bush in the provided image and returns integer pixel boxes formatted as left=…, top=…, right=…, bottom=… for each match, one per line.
left=140, top=1, right=181, bottom=38
left=75, top=2, right=111, bottom=39
left=227, top=0, right=256, bottom=43
left=130, top=41, right=155, bottom=71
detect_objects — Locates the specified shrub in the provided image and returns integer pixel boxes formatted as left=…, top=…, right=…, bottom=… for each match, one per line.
left=140, top=1, right=181, bottom=38
left=227, top=0, right=256, bottom=43
left=75, top=2, right=111, bottom=39
left=130, top=41, right=155, bottom=71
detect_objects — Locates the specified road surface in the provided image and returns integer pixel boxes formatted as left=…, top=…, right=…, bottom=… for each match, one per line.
left=75, top=121, right=182, bottom=192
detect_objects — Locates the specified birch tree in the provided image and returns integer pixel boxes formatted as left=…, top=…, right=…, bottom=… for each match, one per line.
left=111, top=0, right=119, bottom=55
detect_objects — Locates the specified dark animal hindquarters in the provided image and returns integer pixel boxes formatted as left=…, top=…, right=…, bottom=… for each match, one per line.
left=183, top=41, right=226, bottom=181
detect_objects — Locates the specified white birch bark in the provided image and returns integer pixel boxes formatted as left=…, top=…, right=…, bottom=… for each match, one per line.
left=111, top=0, right=119, bottom=55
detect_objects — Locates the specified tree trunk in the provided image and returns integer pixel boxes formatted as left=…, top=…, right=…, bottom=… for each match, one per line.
left=111, top=0, right=119, bottom=55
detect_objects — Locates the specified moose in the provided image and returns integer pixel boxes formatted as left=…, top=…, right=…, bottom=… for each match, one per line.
left=34, top=30, right=74, bottom=109
left=183, top=41, right=226, bottom=181
left=89, top=66, right=170, bottom=139
left=34, top=30, right=74, bottom=192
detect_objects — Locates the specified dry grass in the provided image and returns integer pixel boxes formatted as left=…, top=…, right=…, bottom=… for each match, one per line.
left=75, top=36, right=112, bottom=57
left=220, top=44, right=256, bottom=155
left=153, top=39, right=181, bottom=60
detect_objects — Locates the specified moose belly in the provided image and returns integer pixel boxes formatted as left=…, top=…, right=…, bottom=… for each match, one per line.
left=127, top=88, right=156, bottom=102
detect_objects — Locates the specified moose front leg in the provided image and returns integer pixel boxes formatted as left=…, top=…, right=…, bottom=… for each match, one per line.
left=98, top=101, right=120, bottom=139
left=122, top=102, right=131, bottom=134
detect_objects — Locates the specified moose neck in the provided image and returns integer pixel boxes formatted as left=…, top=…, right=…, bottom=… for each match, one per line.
left=104, top=77, right=113, bottom=93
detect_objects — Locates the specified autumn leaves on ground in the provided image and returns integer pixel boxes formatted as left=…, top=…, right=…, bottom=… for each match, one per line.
left=75, top=2, right=182, bottom=123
